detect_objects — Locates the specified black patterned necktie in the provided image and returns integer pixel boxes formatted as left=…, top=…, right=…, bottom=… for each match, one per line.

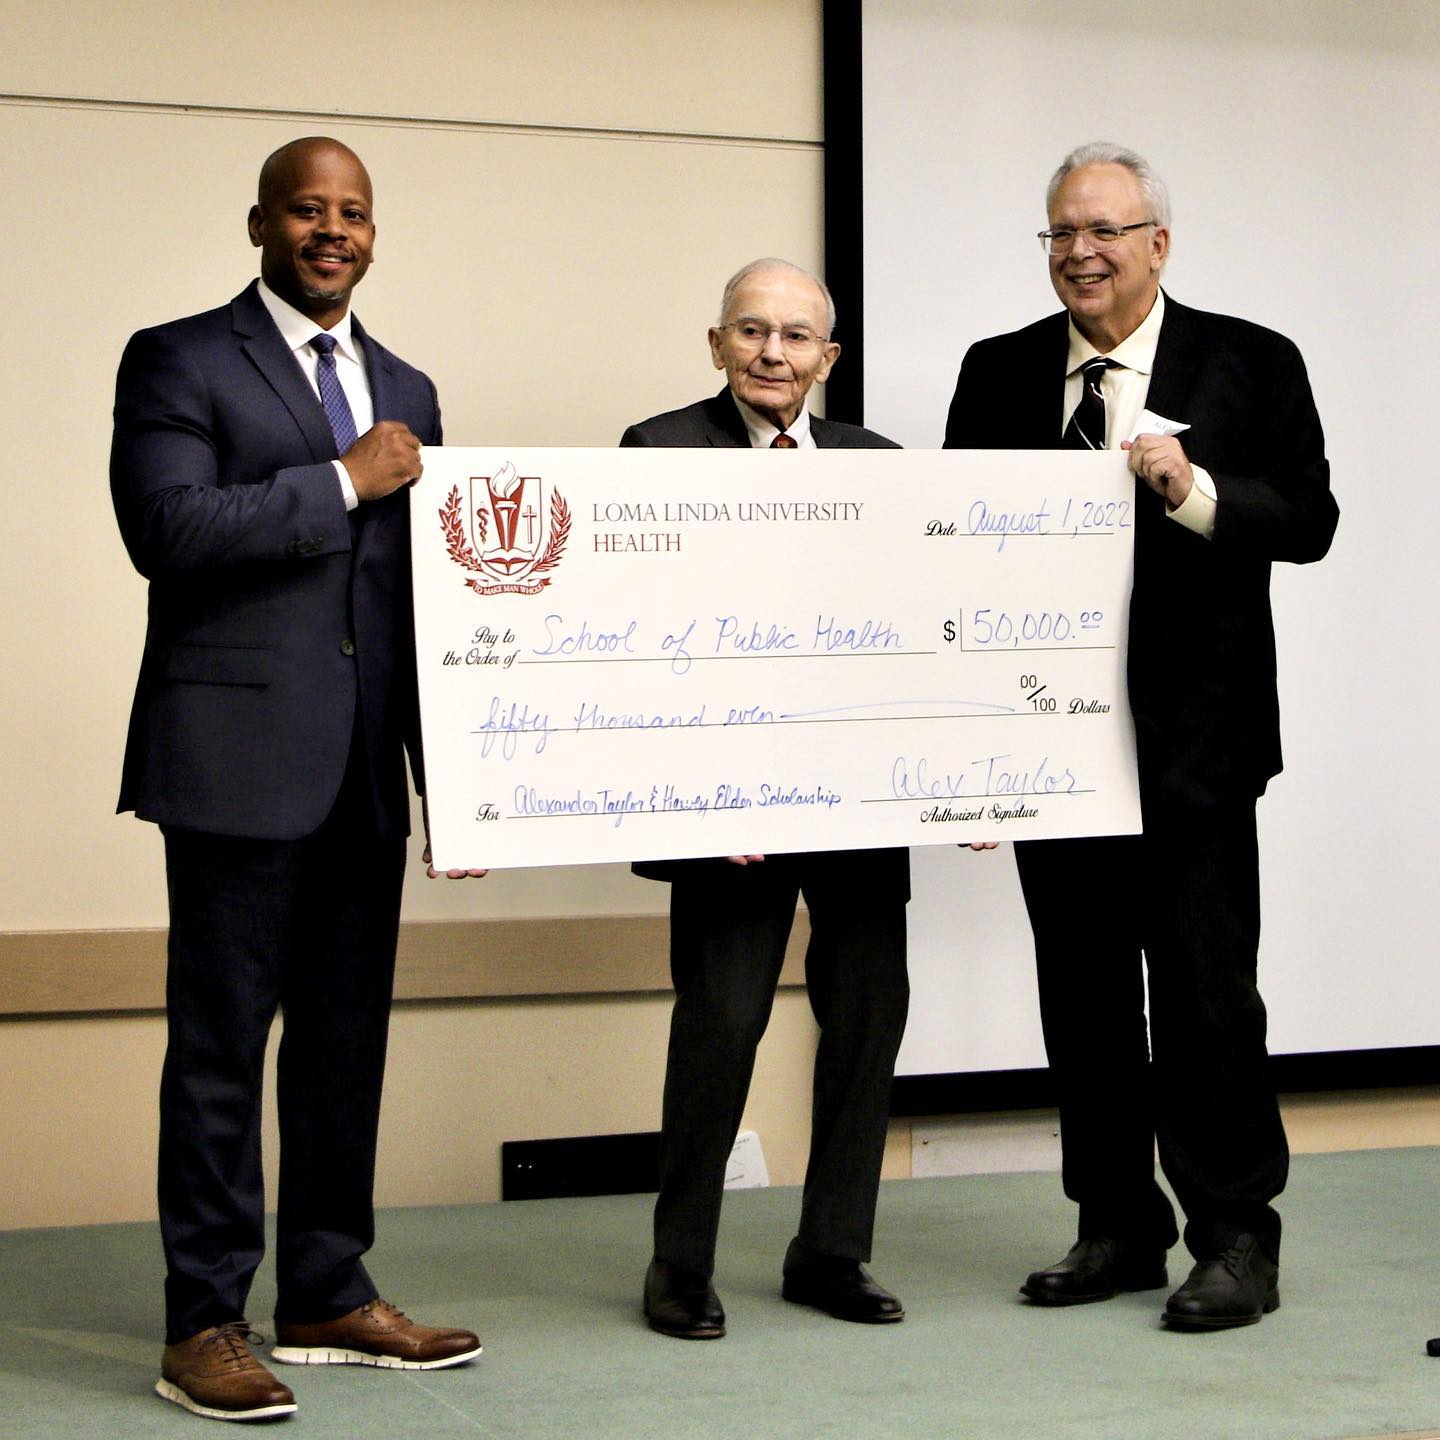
left=311, top=332, right=359, bottom=454
left=1063, top=356, right=1119, bottom=451
left=770, top=433, right=797, bottom=449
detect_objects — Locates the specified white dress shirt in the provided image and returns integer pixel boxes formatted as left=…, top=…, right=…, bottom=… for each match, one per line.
left=733, top=395, right=816, bottom=450
left=257, top=279, right=374, bottom=511
left=1063, top=291, right=1216, bottom=539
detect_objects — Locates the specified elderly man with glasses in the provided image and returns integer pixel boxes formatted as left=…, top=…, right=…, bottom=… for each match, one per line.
left=620, top=258, right=910, bottom=1341
left=944, top=143, right=1338, bottom=1330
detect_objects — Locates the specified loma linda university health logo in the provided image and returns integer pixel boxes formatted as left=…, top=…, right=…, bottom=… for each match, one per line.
left=439, top=460, right=570, bottom=595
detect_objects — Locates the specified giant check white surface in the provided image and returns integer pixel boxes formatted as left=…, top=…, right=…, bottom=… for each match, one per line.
left=412, top=447, right=1140, bottom=871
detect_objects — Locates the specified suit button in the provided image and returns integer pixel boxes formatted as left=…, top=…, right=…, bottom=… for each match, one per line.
left=340, top=638, right=356, bottom=657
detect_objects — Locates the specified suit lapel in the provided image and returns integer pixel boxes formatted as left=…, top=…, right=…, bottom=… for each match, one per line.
left=701, top=388, right=753, bottom=447
left=705, top=387, right=837, bottom=448
left=1029, top=314, right=1072, bottom=448
left=1123, top=295, right=1202, bottom=535
left=353, top=316, right=394, bottom=421
left=231, top=282, right=336, bottom=462
left=346, top=317, right=391, bottom=554
left=1142, top=293, right=1200, bottom=424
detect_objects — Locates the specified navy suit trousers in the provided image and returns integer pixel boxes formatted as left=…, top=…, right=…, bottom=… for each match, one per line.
left=158, top=753, right=405, bottom=1342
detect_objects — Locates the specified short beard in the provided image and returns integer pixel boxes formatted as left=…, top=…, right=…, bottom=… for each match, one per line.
left=300, top=280, right=348, bottom=303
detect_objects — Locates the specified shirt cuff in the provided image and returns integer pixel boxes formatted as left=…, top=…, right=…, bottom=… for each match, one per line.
left=333, top=459, right=359, bottom=512
left=1168, top=465, right=1216, bottom=539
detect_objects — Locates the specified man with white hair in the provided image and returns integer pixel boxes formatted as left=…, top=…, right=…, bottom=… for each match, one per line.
left=945, top=144, right=1337, bottom=1329
left=621, top=258, right=910, bottom=1340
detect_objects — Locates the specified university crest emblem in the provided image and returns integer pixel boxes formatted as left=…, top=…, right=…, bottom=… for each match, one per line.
left=439, top=460, right=570, bottom=595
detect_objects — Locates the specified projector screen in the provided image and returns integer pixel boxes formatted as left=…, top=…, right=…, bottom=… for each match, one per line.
left=825, top=0, right=1440, bottom=1097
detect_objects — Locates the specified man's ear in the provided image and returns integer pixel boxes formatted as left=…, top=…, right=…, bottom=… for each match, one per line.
left=1149, top=225, right=1170, bottom=273
left=814, top=340, right=841, bottom=385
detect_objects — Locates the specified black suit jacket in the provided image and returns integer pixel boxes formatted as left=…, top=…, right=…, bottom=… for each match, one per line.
left=620, top=386, right=901, bottom=452
left=944, top=295, right=1337, bottom=806
left=621, top=388, right=907, bottom=891
left=111, top=280, right=442, bottom=841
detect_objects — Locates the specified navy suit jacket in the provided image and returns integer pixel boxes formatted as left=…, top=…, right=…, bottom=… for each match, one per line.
left=944, top=295, right=1338, bottom=807
left=620, top=388, right=908, bottom=895
left=111, top=280, right=441, bottom=841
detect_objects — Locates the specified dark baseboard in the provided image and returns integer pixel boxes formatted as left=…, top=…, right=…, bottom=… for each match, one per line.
left=500, top=1049, right=1440, bottom=1200
left=891, top=1045, right=1440, bottom=1119
left=502, top=1130, right=661, bottom=1201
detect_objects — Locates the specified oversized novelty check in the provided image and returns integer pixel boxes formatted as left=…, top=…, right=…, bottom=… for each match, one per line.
left=412, top=447, right=1140, bottom=871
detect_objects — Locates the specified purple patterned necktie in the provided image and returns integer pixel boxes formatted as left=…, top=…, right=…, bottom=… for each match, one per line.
left=1063, top=356, right=1119, bottom=451
left=310, top=332, right=358, bottom=455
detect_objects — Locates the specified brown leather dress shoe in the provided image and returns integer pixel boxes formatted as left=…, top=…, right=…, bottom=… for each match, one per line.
left=271, top=1298, right=481, bottom=1369
left=156, top=1322, right=297, bottom=1422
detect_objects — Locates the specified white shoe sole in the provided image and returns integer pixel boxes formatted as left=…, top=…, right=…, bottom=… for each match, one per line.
left=269, top=1342, right=482, bottom=1370
left=155, top=1378, right=298, bottom=1421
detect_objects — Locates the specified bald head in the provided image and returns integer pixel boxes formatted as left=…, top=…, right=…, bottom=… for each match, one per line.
left=257, top=137, right=371, bottom=210
left=248, top=137, right=376, bottom=328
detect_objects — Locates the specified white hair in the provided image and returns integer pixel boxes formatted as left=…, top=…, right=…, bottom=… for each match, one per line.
left=1047, top=142, right=1172, bottom=230
left=717, top=258, right=837, bottom=337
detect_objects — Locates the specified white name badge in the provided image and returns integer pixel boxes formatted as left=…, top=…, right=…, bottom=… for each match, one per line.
left=411, top=447, right=1140, bottom=871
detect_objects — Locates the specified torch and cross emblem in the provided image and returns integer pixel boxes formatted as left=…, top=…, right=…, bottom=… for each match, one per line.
left=439, top=459, right=570, bottom=596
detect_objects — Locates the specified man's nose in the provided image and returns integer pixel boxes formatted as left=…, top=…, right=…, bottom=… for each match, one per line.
left=759, top=329, right=787, bottom=363
left=1068, top=228, right=1098, bottom=260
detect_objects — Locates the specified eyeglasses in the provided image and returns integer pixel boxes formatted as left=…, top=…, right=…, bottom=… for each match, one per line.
left=1037, top=221, right=1156, bottom=256
left=717, top=320, right=828, bottom=352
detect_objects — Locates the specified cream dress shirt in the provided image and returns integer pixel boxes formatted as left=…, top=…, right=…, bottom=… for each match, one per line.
left=1062, top=291, right=1216, bottom=539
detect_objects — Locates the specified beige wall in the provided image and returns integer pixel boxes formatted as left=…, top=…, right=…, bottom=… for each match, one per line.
left=0, top=0, right=825, bottom=937
left=0, top=0, right=834, bottom=1229
left=1, top=0, right=1435, bottom=1233
left=4, top=994, right=840, bottom=1230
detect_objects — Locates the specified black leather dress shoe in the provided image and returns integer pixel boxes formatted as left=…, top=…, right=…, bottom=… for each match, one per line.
left=1020, top=1237, right=1169, bottom=1306
left=780, top=1238, right=905, bottom=1323
left=1163, top=1235, right=1279, bottom=1330
left=644, top=1259, right=725, bottom=1339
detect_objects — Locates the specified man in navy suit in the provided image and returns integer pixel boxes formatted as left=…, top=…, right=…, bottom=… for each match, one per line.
left=622, top=260, right=910, bottom=1340
left=112, top=137, right=479, bottom=1422
left=945, top=143, right=1337, bottom=1329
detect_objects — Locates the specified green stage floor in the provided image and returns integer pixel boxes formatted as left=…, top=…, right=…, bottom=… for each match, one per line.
left=2, top=1149, right=1438, bottom=1439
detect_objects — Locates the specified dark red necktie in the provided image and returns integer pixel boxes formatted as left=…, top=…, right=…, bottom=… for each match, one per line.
left=770, top=433, right=797, bottom=449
